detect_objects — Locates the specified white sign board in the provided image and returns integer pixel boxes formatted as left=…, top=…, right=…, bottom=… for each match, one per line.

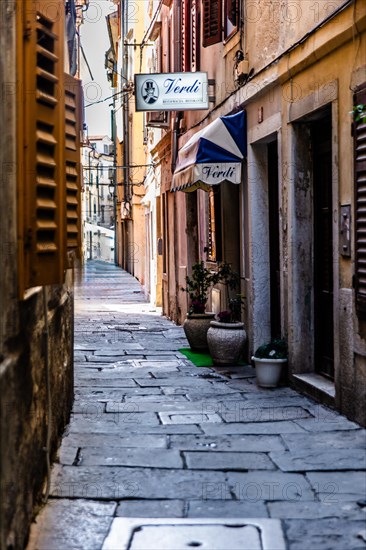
left=135, top=72, right=209, bottom=111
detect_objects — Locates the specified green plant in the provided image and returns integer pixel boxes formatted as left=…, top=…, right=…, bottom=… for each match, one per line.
left=254, top=338, right=288, bottom=359
left=351, top=104, right=366, bottom=123
left=182, top=261, right=220, bottom=314
left=216, top=263, right=244, bottom=322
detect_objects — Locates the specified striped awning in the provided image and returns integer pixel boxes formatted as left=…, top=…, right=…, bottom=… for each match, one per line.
left=171, top=111, right=246, bottom=192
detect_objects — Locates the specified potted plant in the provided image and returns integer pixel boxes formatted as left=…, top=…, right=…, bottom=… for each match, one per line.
left=252, top=338, right=288, bottom=388
left=207, top=294, right=247, bottom=365
left=181, top=262, right=220, bottom=351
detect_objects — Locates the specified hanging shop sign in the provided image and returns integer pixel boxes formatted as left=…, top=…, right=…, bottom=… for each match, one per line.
left=134, top=72, right=209, bottom=111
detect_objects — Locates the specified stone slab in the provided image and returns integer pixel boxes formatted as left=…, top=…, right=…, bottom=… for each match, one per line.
left=306, top=472, right=366, bottom=501
left=294, top=416, right=360, bottom=432
left=67, top=421, right=202, bottom=435
left=202, top=421, right=305, bottom=435
left=75, top=378, right=138, bottom=387
left=184, top=451, right=275, bottom=470
left=282, top=429, right=366, bottom=451
left=227, top=471, right=314, bottom=502
left=26, top=499, right=116, bottom=550
left=75, top=447, right=183, bottom=469
left=284, top=519, right=366, bottom=550
left=159, top=412, right=222, bottom=424
left=187, top=500, right=269, bottom=518
left=270, top=449, right=366, bottom=471
left=123, top=394, right=188, bottom=403
left=134, top=377, right=216, bottom=388
left=69, top=412, right=160, bottom=431
left=60, top=433, right=167, bottom=450
left=105, top=401, right=202, bottom=414
left=268, top=500, right=366, bottom=520
left=169, top=434, right=285, bottom=452
left=74, top=386, right=163, bottom=399
left=116, top=500, right=185, bottom=518
left=220, top=406, right=312, bottom=423
left=50, top=465, right=227, bottom=500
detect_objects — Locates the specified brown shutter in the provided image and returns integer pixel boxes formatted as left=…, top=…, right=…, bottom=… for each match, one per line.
left=191, top=0, right=197, bottom=71
left=354, top=85, right=366, bottom=314
left=202, top=0, right=222, bottom=47
left=64, top=73, right=83, bottom=264
left=17, top=0, right=65, bottom=295
left=181, top=0, right=188, bottom=71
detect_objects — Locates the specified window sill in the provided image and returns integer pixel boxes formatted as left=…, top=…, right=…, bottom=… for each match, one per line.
left=223, top=31, right=240, bottom=57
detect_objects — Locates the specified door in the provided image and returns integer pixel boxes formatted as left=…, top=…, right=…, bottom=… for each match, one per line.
left=312, top=116, right=334, bottom=379
left=268, top=140, right=281, bottom=339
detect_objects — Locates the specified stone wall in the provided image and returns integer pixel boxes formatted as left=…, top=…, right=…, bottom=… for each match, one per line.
left=0, top=3, right=74, bottom=548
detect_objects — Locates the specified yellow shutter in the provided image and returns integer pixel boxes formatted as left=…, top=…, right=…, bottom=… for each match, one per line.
left=64, top=73, right=83, bottom=265
left=17, top=1, right=65, bottom=296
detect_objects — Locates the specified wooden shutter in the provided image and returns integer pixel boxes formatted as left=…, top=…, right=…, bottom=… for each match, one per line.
left=354, top=85, right=366, bottom=314
left=181, top=0, right=188, bottom=71
left=17, top=0, right=65, bottom=295
left=202, top=0, right=222, bottom=47
left=64, top=73, right=83, bottom=264
left=190, top=0, right=198, bottom=71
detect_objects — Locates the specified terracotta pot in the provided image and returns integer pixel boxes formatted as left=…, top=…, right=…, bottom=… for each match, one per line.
left=183, top=313, right=216, bottom=351
left=252, top=357, right=287, bottom=388
left=207, top=321, right=247, bottom=365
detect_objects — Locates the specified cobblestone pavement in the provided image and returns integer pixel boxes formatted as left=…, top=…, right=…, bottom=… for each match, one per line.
left=27, top=261, right=366, bottom=549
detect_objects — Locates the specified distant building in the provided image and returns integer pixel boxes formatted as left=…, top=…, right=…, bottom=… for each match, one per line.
left=82, top=136, right=115, bottom=263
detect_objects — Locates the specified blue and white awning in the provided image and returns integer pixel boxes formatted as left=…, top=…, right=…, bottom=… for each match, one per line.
left=171, top=110, right=246, bottom=192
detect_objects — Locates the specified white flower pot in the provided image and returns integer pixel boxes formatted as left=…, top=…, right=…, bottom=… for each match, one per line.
left=252, top=357, right=287, bottom=388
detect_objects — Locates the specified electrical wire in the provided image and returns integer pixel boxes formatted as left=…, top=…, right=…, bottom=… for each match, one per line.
left=85, top=89, right=132, bottom=108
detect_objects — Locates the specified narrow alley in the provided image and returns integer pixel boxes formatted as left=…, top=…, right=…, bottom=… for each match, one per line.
left=26, top=261, right=366, bottom=550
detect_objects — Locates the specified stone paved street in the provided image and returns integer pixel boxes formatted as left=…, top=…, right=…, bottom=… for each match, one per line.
left=27, top=261, right=366, bottom=549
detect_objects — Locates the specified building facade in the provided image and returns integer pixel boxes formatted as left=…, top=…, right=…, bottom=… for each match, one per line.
left=0, top=1, right=84, bottom=547
left=114, top=0, right=366, bottom=426
left=82, top=136, right=115, bottom=263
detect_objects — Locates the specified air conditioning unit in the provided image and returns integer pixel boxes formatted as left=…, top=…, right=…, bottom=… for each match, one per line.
left=146, top=111, right=170, bottom=128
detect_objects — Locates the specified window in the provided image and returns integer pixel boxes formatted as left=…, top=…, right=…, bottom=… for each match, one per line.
left=202, top=0, right=239, bottom=47
left=207, top=188, right=222, bottom=262
left=354, top=84, right=366, bottom=315
left=202, top=0, right=222, bottom=47
left=17, top=1, right=83, bottom=295
left=224, top=0, right=239, bottom=39
left=104, top=144, right=109, bottom=154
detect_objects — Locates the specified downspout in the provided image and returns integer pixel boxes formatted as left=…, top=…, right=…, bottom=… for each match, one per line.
left=122, top=0, right=131, bottom=272
left=172, top=0, right=183, bottom=321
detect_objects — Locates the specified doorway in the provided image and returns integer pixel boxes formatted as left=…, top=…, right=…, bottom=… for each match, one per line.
left=312, top=116, right=334, bottom=379
left=268, top=140, right=281, bottom=339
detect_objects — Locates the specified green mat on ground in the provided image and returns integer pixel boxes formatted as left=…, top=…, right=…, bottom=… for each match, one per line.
left=178, top=348, right=249, bottom=368
left=178, top=348, right=214, bottom=367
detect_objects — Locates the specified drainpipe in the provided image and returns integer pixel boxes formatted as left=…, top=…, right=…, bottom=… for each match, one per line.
left=172, top=0, right=183, bottom=321
left=122, top=0, right=131, bottom=272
